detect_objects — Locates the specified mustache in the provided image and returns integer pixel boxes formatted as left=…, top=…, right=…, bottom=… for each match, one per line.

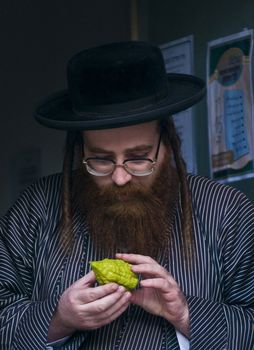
left=95, top=182, right=154, bottom=203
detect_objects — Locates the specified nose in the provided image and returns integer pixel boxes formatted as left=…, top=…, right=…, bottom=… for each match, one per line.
left=111, top=165, right=132, bottom=186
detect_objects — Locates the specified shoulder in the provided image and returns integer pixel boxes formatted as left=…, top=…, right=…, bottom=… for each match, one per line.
left=187, top=173, right=246, bottom=200
left=187, top=173, right=254, bottom=217
left=2, top=173, right=63, bottom=221
left=187, top=175, right=254, bottom=256
left=28, top=172, right=62, bottom=194
left=0, top=173, right=63, bottom=252
left=23, top=172, right=62, bottom=201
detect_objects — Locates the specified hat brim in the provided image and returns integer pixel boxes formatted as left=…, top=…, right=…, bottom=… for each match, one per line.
left=34, top=73, right=206, bottom=130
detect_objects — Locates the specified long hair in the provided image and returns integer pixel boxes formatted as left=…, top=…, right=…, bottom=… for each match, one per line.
left=60, top=130, right=83, bottom=252
left=160, top=116, right=194, bottom=260
left=60, top=118, right=194, bottom=259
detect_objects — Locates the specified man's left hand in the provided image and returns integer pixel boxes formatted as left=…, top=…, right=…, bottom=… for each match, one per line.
left=116, top=253, right=190, bottom=338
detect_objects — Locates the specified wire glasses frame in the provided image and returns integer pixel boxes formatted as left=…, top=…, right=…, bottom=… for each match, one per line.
left=82, top=133, right=162, bottom=177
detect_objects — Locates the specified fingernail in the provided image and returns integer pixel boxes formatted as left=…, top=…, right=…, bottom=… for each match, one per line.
left=118, top=286, right=125, bottom=293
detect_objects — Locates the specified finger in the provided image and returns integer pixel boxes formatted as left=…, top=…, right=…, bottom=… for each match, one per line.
left=83, top=294, right=131, bottom=330
left=76, top=282, right=120, bottom=304
left=140, top=277, right=175, bottom=292
left=131, top=263, right=173, bottom=281
left=80, top=288, right=131, bottom=324
left=71, top=271, right=97, bottom=288
left=95, top=296, right=130, bottom=326
left=116, top=254, right=169, bottom=280
left=84, top=286, right=129, bottom=312
left=116, top=253, right=156, bottom=264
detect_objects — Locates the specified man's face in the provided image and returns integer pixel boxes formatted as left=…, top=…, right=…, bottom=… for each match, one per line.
left=83, top=120, right=165, bottom=189
left=76, top=120, right=178, bottom=258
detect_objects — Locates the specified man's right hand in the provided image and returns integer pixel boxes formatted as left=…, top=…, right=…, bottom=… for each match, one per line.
left=47, top=270, right=131, bottom=342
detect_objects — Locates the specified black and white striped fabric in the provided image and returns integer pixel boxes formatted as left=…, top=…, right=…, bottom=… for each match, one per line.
left=0, top=173, right=253, bottom=349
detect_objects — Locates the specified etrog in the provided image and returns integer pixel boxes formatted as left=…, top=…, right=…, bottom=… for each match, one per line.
left=90, top=258, right=138, bottom=290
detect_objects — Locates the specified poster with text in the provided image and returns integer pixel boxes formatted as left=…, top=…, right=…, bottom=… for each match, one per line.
left=160, top=36, right=196, bottom=174
left=207, top=29, right=254, bottom=182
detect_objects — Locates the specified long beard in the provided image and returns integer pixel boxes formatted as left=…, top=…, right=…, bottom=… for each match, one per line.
left=73, top=153, right=179, bottom=259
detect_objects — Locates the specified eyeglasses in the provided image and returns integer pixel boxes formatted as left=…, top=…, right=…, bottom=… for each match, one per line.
left=82, top=133, right=162, bottom=177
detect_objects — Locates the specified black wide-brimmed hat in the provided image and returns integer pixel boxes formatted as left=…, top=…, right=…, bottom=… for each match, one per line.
left=34, top=41, right=205, bottom=130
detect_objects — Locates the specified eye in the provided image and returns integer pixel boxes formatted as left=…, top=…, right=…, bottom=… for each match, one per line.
left=129, top=159, right=149, bottom=165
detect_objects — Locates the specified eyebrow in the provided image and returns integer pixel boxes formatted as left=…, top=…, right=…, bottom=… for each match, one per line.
left=86, top=144, right=153, bottom=155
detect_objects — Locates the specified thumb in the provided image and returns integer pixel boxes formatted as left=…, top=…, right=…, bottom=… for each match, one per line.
left=74, top=270, right=96, bottom=288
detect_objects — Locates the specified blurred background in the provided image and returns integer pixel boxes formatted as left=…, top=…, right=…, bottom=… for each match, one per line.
left=1, top=0, right=254, bottom=215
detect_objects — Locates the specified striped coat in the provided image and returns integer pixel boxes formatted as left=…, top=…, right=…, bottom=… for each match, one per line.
left=0, top=174, right=253, bottom=349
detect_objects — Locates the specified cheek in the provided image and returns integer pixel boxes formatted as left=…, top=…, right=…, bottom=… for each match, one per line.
left=130, top=174, right=156, bottom=189
left=154, top=145, right=167, bottom=172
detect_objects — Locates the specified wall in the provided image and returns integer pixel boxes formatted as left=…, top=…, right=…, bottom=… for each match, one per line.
left=0, top=0, right=131, bottom=216
left=138, top=0, right=254, bottom=201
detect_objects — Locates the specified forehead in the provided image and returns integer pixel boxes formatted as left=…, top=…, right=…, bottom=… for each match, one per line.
left=83, top=121, right=159, bottom=149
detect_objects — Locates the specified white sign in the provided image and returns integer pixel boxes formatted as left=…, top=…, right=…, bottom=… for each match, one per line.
left=160, top=36, right=196, bottom=174
left=207, top=29, right=254, bottom=182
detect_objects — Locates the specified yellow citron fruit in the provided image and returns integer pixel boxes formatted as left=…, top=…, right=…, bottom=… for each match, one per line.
left=90, top=258, right=138, bottom=290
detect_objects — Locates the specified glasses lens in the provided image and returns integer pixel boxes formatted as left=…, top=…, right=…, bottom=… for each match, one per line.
left=85, top=159, right=114, bottom=176
left=125, top=159, right=154, bottom=176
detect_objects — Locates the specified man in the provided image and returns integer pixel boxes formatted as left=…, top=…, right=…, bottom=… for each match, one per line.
left=0, top=41, right=253, bottom=349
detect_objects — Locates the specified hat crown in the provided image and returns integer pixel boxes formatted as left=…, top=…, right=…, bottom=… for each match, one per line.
left=67, top=41, right=169, bottom=113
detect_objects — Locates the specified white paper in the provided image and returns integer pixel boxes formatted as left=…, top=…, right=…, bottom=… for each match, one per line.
left=160, top=36, right=196, bottom=174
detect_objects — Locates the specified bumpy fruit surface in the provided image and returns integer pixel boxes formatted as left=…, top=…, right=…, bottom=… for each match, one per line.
left=90, top=258, right=138, bottom=290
